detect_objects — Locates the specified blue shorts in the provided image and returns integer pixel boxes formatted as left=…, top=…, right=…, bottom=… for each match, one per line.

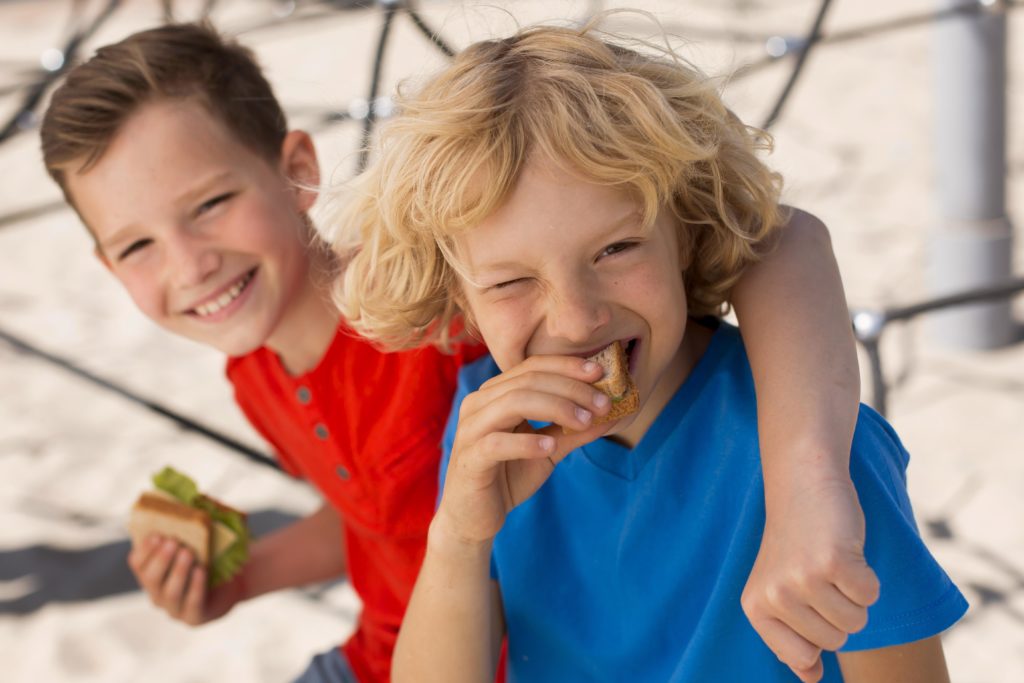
left=291, top=646, right=359, bottom=683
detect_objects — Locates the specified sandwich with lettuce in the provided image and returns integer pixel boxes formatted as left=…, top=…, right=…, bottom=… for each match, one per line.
left=128, top=467, right=250, bottom=587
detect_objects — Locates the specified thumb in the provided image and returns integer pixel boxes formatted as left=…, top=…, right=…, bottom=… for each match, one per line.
left=836, top=551, right=880, bottom=607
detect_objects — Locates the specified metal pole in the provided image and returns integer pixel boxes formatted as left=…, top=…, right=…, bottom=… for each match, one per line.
left=929, top=0, right=1016, bottom=348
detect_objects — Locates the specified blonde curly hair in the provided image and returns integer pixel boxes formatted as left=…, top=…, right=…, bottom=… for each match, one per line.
left=331, top=21, right=784, bottom=352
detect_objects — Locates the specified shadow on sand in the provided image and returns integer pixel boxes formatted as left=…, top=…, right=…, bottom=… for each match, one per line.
left=0, top=509, right=298, bottom=615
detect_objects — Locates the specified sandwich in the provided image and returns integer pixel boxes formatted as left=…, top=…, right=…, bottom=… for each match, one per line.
left=128, top=467, right=250, bottom=587
left=588, top=340, right=639, bottom=425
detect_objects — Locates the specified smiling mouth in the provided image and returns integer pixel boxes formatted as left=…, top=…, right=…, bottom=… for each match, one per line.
left=191, top=268, right=256, bottom=317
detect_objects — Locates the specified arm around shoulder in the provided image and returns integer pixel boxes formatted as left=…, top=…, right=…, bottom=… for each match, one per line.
left=731, top=206, right=860, bottom=478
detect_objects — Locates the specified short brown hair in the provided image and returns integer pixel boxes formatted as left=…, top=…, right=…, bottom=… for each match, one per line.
left=40, top=22, right=287, bottom=204
left=332, top=22, right=784, bottom=351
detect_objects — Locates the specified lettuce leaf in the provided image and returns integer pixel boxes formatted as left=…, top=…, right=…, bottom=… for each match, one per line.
left=208, top=533, right=249, bottom=587
left=152, top=467, right=249, bottom=587
left=152, top=467, right=199, bottom=505
left=194, top=495, right=250, bottom=587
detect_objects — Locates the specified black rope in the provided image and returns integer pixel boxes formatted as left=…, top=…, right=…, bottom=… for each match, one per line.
left=851, top=276, right=1024, bottom=416
left=356, top=1, right=398, bottom=173
left=820, top=1, right=1002, bottom=48
left=736, top=0, right=1020, bottom=84
left=0, top=325, right=280, bottom=472
left=761, top=0, right=834, bottom=130
left=0, top=200, right=66, bottom=230
left=884, top=277, right=1024, bottom=323
left=0, top=0, right=122, bottom=145
left=406, top=6, right=455, bottom=57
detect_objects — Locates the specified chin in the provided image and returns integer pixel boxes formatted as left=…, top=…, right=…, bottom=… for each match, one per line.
left=217, top=336, right=266, bottom=358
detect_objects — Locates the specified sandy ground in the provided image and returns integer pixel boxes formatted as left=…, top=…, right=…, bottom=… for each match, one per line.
left=0, top=0, right=1022, bottom=681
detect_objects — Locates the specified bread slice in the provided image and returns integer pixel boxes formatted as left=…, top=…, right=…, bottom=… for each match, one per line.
left=128, top=492, right=212, bottom=565
left=589, top=341, right=639, bottom=425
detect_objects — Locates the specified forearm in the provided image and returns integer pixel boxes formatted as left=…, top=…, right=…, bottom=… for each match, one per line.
left=239, top=502, right=347, bottom=600
left=731, top=208, right=859, bottom=502
left=837, top=636, right=951, bottom=683
left=393, top=515, right=500, bottom=683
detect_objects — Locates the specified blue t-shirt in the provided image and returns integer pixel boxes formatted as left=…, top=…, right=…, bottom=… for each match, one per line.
left=440, top=323, right=967, bottom=682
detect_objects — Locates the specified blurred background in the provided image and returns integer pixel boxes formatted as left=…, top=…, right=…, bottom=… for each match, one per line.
left=0, top=0, right=1021, bottom=681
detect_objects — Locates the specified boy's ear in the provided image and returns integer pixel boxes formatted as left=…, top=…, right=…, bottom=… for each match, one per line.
left=278, top=130, right=320, bottom=213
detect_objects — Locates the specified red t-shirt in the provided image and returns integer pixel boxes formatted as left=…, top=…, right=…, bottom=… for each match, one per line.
left=226, top=324, right=485, bottom=682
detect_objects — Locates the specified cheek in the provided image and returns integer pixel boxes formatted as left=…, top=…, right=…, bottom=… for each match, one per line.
left=118, top=271, right=168, bottom=320
left=468, top=298, right=535, bottom=367
left=623, top=260, right=684, bottom=308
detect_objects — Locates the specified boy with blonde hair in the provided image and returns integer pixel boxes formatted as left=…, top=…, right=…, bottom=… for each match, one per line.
left=335, top=24, right=966, bottom=682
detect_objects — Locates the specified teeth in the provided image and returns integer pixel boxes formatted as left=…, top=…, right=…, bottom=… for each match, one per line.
left=193, top=270, right=253, bottom=317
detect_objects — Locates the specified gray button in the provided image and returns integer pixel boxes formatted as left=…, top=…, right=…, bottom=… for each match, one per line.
left=296, top=386, right=312, bottom=404
left=336, top=465, right=351, bottom=481
left=314, top=423, right=329, bottom=440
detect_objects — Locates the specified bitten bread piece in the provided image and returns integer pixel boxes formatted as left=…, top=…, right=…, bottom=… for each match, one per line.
left=128, top=492, right=212, bottom=564
left=588, top=341, right=639, bottom=425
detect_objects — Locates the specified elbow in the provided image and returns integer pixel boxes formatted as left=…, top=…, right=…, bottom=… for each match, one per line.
left=780, top=206, right=833, bottom=250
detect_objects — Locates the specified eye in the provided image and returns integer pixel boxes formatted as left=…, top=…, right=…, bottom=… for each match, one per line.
left=118, top=238, right=152, bottom=261
left=196, top=192, right=233, bottom=217
left=599, top=241, right=638, bottom=259
left=491, top=277, right=528, bottom=291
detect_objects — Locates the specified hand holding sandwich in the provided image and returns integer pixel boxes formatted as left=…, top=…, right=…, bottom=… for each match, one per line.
left=127, top=467, right=251, bottom=625
left=128, top=468, right=348, bottom=627
left=128, top=533, right=246, bottom=626
left=436, top=352, right=630, bottom=547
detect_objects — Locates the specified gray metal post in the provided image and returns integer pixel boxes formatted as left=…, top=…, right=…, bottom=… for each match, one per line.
left=928, top=0, right=1015, bottom=349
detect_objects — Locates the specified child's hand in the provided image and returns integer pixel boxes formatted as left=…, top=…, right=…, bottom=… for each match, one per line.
left=436, top=355, right=611, bottom=545
left=741, top=478, right=880, bottom=682
left=128, top=534, right=245, bottom=626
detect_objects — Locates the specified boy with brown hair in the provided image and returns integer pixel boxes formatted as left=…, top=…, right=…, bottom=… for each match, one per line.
left=40, top=22, right=485, bottom=682
left=46, top=19, right=885, bottom=683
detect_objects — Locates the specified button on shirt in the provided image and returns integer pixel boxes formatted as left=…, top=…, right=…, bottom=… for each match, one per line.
left=227, top=324, right=486, bottom=683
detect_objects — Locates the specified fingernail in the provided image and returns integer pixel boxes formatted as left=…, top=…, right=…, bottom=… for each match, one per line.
left=592, top=392, right=609, bottom=409
left=538, top=436, right=555, bottom=452
left=582, top=360, right=598, bottom=373
left=575, top=407, right=592, bottom=424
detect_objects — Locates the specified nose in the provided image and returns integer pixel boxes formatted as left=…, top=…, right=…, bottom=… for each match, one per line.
left=544, top=278, right=610, bottom=345
left=166, top=231, right=220, bottom=289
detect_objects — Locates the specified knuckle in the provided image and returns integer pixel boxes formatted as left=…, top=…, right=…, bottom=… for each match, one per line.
left=818, top=550, right=843, bottom=577
left=790, top=648, right=819, bottom=671
left=459, top=393, right=482, bottom=417
left=764, top=581, right=789, bottom=610
left=479, top=431, right=504, bottom=453
left=824, top=632, right=847, bottom=651
left=847, top=608, right=869, bottom=632
left=790, top=566, right=813, bottom=592
left=740, top=589, right=761, bottom=617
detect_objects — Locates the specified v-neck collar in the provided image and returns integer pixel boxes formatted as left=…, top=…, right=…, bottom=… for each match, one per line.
left=577, top=321, right=733, bottom=480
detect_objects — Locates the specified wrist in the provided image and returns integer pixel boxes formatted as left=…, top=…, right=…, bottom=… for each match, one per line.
left=229, top=564, right=252, bottom=603
left=761, top=441, right=855, bottom=508
left=428, top=513, right=493, bottom=561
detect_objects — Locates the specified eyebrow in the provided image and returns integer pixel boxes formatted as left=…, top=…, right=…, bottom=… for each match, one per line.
left=97, top=171, right=235, bottom=252
left=471, top=207, right=644, bottom=278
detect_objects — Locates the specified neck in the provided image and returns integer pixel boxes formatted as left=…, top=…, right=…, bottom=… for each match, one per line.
left=266, top=248, right=340, bottom=376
